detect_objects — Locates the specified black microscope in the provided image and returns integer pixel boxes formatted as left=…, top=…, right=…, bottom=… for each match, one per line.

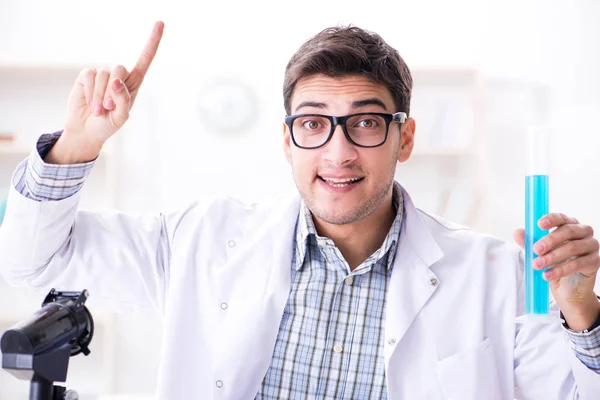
left=1, top=289, right=94, bottom=400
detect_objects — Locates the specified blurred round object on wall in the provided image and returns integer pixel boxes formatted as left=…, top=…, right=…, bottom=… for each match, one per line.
left=196, top=78, right=259, bottom=135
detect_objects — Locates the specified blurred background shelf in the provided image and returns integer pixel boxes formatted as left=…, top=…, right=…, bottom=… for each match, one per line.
left=0, top=140, right=116, bottom=159
left=395, top=67, right=489, bottom=231
left=0, top=64, right=108, bottom=73
left=411, top=147, right=477, bottom=157
left=0, top=142, right=31, bottom=155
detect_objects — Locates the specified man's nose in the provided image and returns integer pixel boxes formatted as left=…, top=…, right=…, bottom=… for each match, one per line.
left=322, top=124, right=358, bottom=166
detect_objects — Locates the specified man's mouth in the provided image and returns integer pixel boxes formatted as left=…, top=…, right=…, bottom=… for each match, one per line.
left=318, top=176, right=365, bottom=188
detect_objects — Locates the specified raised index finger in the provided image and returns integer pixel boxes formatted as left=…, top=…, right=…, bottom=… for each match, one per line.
left=130, top=21, right=164, bottom=82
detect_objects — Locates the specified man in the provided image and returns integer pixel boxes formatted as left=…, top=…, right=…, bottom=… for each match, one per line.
left=1, top=21, right=600, bottom=399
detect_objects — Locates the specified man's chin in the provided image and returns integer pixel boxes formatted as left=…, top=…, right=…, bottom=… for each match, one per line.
left=311, top=203, right=364, bottom=226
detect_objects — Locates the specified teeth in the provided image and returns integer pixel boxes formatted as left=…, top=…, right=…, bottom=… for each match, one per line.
left=329, top=183, right=350, bottom=188
left=321, top=177, right=362, bottom=188
left=322, top=177, right=361, bottom=183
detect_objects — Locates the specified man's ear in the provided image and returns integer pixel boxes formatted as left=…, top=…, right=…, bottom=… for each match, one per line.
left=397, top=117, right=416, bottom=163
left=283, top=122, right=292, bottom=164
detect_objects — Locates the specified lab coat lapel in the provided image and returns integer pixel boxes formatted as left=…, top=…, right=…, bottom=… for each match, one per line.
left=214, top=193, right=301, bottom=398
left=385, top=188, right=444, bottom=363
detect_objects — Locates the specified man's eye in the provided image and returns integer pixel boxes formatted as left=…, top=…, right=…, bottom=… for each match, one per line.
left=357, top=119, right=378, bottom=128
left=302, top=120, right=321, bottom=130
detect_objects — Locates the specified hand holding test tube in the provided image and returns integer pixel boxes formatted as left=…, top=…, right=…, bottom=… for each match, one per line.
left=516, top=127, right=600, bottom=327
left=514, top=127, right=600, bottom=329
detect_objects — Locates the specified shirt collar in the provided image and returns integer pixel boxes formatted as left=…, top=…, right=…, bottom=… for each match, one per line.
left=294, top=181, right=404, bottom=271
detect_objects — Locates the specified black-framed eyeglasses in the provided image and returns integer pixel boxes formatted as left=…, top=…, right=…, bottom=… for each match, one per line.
left=284, top=112, right=407, bottom=149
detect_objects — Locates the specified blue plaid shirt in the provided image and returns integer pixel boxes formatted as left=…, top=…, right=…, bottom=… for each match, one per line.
left=11, top=132, right=600, bottom=398
left=255, top=184, right=403, bottom=399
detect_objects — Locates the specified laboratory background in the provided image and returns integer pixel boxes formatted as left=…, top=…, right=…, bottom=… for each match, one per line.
left=0, top=0, right=599, bottom=398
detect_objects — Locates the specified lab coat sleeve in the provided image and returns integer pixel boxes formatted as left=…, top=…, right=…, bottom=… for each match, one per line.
left=0, top=180, right=172, bottom=315
left=513, top=250, right=600, bottom=399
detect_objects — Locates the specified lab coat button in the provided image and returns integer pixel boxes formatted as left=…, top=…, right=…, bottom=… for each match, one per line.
left=220, top=302, right=228, bottom=310
left=216, top=380, right=223, bottom=388
left=344, top=276, right=354, bottom=286
left=430, top=278, right=439, bottom=286
left=333, top=344, right=343, bottom=353
left=388, top=338, right=396, bottom=345
left=228, top=240, right=236, bottom=248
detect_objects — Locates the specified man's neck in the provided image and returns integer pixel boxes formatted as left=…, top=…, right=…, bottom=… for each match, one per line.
left=312, top=192, right=397, bottom=271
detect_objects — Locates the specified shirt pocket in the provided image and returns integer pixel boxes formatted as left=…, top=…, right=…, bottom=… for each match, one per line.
left=435, top=338, right=504, bottom=400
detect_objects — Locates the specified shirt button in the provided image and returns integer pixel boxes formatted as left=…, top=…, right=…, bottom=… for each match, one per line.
left=216, top=380, right=223, bottom=388
left=228, top=240, right=236, bottom=248
left=388, top=338, right=396, bottom=345
left=333, top=344, right=343, bottom=353
left=220, top=302, right=228, bottom=310
left=430, top=278, right=439, bottom=286
left=344, top=276, right=354, bottom=286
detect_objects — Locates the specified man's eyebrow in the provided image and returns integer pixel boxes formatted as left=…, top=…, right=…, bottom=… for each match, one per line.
left=352, top=98, right=388, bottom=110
left=293, top=98, right=388, bottom=113
left=294, top=101, right=327, bottom=113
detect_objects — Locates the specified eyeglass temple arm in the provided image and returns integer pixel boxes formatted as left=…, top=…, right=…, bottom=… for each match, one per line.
left=393, top=112, right=408, bottom=123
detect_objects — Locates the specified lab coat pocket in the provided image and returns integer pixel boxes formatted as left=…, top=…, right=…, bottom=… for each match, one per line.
left=435, top=338, right=503, bottom=400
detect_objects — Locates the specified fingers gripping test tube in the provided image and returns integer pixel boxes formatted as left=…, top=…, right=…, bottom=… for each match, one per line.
left=524, top=127, right=550, bottom=316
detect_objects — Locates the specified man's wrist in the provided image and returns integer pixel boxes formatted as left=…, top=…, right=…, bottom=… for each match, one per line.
left=44, top=130, right=102, bottom=165
left=561, top=295, right=600, bottom=332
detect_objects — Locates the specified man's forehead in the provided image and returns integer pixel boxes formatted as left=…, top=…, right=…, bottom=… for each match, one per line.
left=291, top=74, right=394, bottom=110
left=295, top=74, right=387, bottom=94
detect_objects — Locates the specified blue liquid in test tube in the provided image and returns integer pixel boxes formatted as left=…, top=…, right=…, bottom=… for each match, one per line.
left=525, top=175, right=549, bottom=314
left=524, top=128, right=550, bottom=316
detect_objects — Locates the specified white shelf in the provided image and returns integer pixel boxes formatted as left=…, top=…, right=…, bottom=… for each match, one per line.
left=411, top=147, right=477, bottom=157
left=412, top=68, right=481, bottom=85
left=0, top=64, right=109, bottom=73
left=0, top=142, right=30, bottom=156
left=0, top=141, right=115, bottom=160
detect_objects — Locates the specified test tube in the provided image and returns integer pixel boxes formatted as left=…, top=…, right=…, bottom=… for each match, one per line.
left=524, top=127, right=550, bottom=317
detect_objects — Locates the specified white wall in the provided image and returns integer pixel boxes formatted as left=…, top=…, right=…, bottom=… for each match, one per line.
left=1, top=0, right=599, bottom=397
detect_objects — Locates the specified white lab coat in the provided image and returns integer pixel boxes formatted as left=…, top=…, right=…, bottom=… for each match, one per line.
left=1, top=182, right=600, bottom=400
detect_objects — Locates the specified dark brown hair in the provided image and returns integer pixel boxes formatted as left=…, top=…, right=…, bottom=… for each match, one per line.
left=283, top=26, right=413, bottom=116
